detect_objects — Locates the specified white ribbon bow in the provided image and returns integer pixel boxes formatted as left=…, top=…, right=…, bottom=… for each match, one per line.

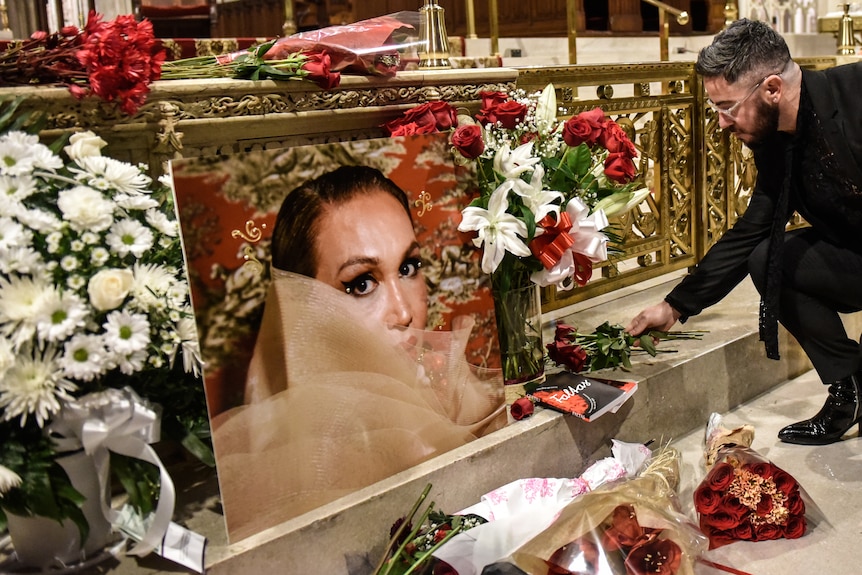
left=49, top=387, right=175, bottom=558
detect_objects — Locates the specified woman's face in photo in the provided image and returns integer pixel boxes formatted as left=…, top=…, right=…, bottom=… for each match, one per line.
left=313, top=190, right=428, bottom=338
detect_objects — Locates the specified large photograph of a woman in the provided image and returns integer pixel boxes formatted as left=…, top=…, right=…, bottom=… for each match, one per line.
left=171, top=134, right=506, bottom=542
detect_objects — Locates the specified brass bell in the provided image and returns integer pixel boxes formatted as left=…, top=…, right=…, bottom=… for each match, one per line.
left=838, top=3, right=857, bottom=56
left=419, top=1, right=451, bottom=69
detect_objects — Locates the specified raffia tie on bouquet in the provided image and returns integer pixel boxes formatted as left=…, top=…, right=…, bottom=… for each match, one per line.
left=47, top=387, right=176, bottom=557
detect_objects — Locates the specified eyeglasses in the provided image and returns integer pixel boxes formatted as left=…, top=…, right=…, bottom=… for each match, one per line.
left=707, top=73, right=781, bottom=119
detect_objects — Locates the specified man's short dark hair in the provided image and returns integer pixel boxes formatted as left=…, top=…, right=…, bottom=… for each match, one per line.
left=695, top=18, right=792, bottom=83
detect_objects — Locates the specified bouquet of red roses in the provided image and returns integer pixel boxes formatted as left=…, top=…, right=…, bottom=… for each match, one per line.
left=694, top=447, right=807, bottom=548
left=693, top=414, right=819, bottom=549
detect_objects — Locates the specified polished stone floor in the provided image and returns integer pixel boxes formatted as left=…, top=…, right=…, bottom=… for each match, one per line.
left=672, top=369, right=862, bottom=575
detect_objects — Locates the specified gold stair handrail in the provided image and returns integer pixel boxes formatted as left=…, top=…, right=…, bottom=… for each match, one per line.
left=642, top=0, right=690, bottom=61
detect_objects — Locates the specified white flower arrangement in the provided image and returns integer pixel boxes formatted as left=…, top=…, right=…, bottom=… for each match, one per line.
left=0, top=131, right=202, bottom=429
left=0, top=129, right=208, bottom=540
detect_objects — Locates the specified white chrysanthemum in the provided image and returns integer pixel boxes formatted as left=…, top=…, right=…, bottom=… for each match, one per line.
left=0, top=337, right=13, bottom=378
left=81, top=231, right=99, bottom=245
left=60, top=255, right=78, bottom=272
left=0, top=464, right=22, bottom=495
left=0, top=275, right=52, bottom=346
left=67, top=275, right=86, bottom=290
left=0, top=216, right=33, bottom=249
left=70, top=240, right=84, bottom=252
left=60, top=334, right=107, bottom=382
left=177, top=314, right=202, bottom=376
left=46, top=231, right=63, bottom=253
left=145, top=208, right=179, bottom=237
left=0, top=347, right=77, bottom=427
left=0, top=175, right=38, bottom=201
left=90, top=246, right=110, bottom=266
left=113, top=348, right=147, bottom=375
left=30, top=144, right=64, bottom=171
left=0, top=245, right=45, bottom=275
left=17, top=206, right=62, bottom=234
left=72, top=155, right=151, bottom=195
left=130, top=262, right=176, bottom=309
left=106, top=219, right=154, bottom=258
left=103, top=310, right=150, bottom=354
left=115, top=193, right=158, bottom=211
left=36, top=289, right=88, bottom=342
left=0, top=132, right=45, bottom=176
left=57, top=185, right=115, bottom=233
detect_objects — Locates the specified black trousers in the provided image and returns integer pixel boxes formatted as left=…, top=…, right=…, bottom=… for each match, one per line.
left=749, top=228, right=862, bottom=383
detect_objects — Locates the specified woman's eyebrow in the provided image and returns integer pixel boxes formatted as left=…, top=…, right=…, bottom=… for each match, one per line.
left=337, top=255, right=379, bottom=275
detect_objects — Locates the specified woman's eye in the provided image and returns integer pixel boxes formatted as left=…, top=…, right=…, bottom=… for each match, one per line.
left=400, top=257, right=423, bottom=278
left=342, top=273, right=377, bottom=296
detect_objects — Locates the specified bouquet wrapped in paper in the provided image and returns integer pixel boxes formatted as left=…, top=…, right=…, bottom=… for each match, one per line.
left=693, top=413, right=823, bottom=549
left=505, top=446, right=707, bottom=575
left=433, top=441, right=706, bottom=575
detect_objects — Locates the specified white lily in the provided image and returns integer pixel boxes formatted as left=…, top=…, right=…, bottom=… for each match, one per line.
left=506, top=164, right=563, bottom=222
left=459, top=185, right=531, bottom=274
left=493, top=141, right=541, bottom=180
left=592, top=186, right=651, bottom=218
left=534, top=84, right=557, bottom=134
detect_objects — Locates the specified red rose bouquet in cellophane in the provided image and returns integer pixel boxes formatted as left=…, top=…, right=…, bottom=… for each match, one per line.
left=693, top=414, right=824, bottom=550
left=509, top=446, right=708, bottom=575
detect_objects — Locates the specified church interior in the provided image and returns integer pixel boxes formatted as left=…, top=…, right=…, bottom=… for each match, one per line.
left=0, top=1, right=861, bottom=574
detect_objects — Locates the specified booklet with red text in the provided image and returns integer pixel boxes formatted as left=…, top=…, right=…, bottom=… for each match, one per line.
left=526, top=371, right=638, bottom=422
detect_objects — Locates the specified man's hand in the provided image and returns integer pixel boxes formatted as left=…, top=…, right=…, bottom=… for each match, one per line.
left=625, top=301, right=682, bottom=336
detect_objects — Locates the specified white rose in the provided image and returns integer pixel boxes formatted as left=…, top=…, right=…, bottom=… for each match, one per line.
left=64, top=131, right=107, bottom=162
left=57, top=186, right=115, bottom=232
left=88, top=268, right=134, bottom=311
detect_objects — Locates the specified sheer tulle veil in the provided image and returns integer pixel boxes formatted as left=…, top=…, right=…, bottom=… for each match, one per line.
left=212, top=270, right=506, bottom=540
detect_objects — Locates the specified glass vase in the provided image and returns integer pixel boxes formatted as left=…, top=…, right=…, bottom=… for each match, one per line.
left=492, top=282, right=545, bottom=391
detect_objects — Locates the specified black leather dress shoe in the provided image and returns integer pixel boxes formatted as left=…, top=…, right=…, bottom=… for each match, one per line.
left=778, top=371, right=862, bottom=445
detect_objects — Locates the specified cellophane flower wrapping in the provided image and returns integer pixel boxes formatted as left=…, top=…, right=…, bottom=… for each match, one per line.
left=693, top=413, right=825, bottom=550
left=432, top=441, right=670, bottom=575
left=505, top=446, right=708, bottom=575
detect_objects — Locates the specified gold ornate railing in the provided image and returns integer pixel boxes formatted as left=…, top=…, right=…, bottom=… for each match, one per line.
left=0, top=57, right=838, bottom=315
left=518, top=56, right=835, bottom=312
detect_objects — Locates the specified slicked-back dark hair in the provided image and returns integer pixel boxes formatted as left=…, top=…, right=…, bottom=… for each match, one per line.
left=270, top=165, right=411, bottom=276
left=695, top=18, right=791, bottom=83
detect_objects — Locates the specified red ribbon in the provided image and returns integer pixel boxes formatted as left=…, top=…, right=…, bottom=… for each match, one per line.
left=573, top=252, right=593, bottom=287
left=529, top=212, right=574, bottom=270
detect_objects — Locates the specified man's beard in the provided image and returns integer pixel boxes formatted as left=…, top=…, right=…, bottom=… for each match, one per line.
left=736, top=98, right=780, bottom=149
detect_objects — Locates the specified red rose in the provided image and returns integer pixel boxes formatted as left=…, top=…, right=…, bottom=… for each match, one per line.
left=384, top=104, right=438, bottom=136
left=754, top=523, right=783, bottom=541
left=783, top=515, right=807, bottom=539
left=744, top=461, right=775, bottom=479
left=389, top=122, right=438, bottom=137
left=717, top=496, right=749, bottom=521
left=554, top=323, right=576, bottom=341
left=451, top=124, right=485, bottom=159
left=493, top=100, right=528, bottom=129
left=478, top=90, right=509, bottom=110
left=624, top=538, right=682, bottom=575
left=732, top=521, right=754, bottom=541
left=426, top=101, right=458, bottom=130
left=770, top=468, right=798, bottom=495
left=562, top=108, right=605, bottom=147
left=755, top=494, right=774, bottom=515
left=510, top=397, right=535, bottom=420
left=701, top=510, right=744, bottom=531
left=694, top=485, right=722, bottom=515
left=604, top=151, right=637, bottom=183
left=433, top=560, right=458, bottom=575
left=546, top=340, right=588, bottom=372
left=706, top=462, right=736, bottom=491
left=301, top=51, right=340, bottom=90
left=701, top=524, right=738, bottom=550
left=786, top=493, right=805, bottom=516
left=601, top=505, right=645, bottom=551
left=598, top=120, right=637, bottom=158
